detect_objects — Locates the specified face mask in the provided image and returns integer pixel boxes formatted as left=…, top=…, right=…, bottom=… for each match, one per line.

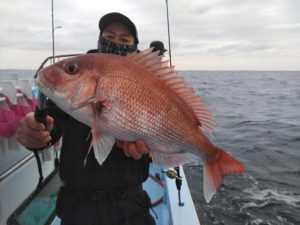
left=97, top=37, right=137, bottom=56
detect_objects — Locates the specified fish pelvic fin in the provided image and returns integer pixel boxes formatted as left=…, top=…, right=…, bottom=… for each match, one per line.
left=84, top=101, right=115, bottom=166
left=92, top=134, right=115, bottom=165
left=203, top=148, right=245, bottom=203
left=126, top=48, right=216, bottom=133
left=91, top=99, right=115, bottom=165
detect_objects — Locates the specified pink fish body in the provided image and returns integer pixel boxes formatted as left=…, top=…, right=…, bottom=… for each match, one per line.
left=37, top=49, right=245, bottom=202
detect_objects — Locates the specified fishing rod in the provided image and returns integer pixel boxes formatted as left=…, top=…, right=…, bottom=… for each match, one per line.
left=165, top=0, right=184, bottom=207
left=165, top=0, right=172, bottom=66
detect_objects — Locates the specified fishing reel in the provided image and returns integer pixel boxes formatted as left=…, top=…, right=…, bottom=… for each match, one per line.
left=164, top=167, right=184, bottom=206
left=164, top=169, right=182, bottom=180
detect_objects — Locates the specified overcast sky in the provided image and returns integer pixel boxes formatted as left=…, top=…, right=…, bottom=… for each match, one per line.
left=0, top=0, right=299, bottom=70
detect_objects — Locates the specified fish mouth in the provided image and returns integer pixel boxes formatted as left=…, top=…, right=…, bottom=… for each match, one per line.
left=36, top=70, right=56, bottom=92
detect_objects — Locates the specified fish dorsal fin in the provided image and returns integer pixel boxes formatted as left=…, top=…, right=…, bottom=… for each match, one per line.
left=127, top=48, right=160, bottom=63
left=126, top=48, right=216, bottom=133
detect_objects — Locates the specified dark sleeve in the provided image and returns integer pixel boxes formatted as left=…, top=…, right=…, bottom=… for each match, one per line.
left=46, top=99, right=69, bottom=145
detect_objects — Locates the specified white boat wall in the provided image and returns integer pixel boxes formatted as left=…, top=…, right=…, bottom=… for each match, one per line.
left=0, top=150, right=56, bottom=225
left=0, top=78, right=58, bottom=225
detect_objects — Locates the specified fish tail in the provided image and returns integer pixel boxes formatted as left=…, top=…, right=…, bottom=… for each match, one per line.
left=203, top=147, right=245, bottom=203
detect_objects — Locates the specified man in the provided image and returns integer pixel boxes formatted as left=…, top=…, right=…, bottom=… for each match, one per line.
left=17, top=12, right=155, bottom=225
left=150, top=40, right=167, bottom=57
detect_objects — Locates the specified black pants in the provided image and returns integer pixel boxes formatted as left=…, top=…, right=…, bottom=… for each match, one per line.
left=57, top=186, right=155, bottom=225
left=60, top=210, right=155, bottom=225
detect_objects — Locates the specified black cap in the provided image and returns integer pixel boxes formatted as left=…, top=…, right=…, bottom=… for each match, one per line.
left=150, top=41, right=167, bottom=54
left=99, top=12, right=139, bottom=44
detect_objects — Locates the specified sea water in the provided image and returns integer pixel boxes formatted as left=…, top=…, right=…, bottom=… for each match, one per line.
left=1, top=69, right=299, bottom=225
left=181, top=71, right=300, bottom=225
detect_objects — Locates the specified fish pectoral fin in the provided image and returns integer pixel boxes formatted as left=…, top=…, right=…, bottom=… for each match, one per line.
left=93, top=134, right=116, bottom=165
left=150, top=151, right=199, bottom=169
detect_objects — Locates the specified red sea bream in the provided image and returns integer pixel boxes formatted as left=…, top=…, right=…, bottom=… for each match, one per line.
left=36, top=49, right=245, bottom=202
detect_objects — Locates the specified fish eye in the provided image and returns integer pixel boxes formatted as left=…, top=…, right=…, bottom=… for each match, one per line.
left=64, top=62, right=80, bottom=75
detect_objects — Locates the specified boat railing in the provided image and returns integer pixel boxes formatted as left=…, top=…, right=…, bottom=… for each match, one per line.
left=34, top=53, right=82, bottom=78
